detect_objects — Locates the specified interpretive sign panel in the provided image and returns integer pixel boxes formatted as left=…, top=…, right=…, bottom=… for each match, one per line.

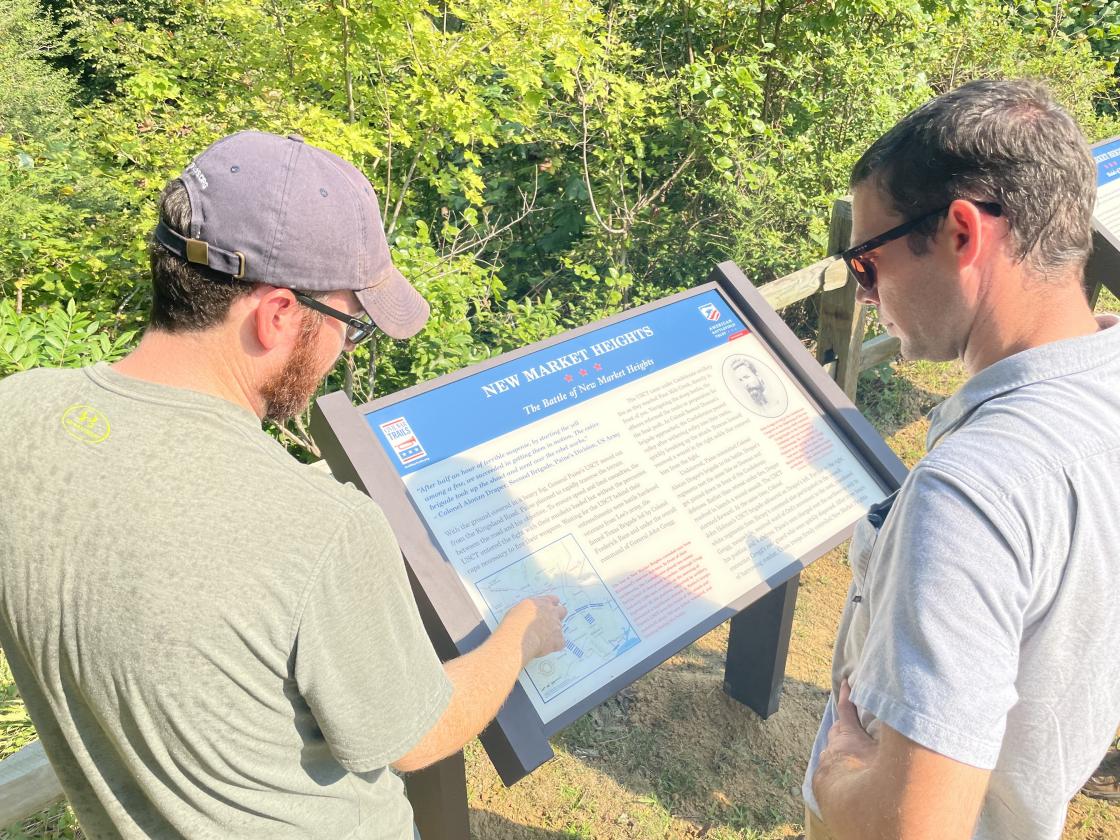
left=1094, top=135, right=1120, bottom=249
left=365, top=288, right=883, bottom=723
left=311, top=263, right=908, bottom=793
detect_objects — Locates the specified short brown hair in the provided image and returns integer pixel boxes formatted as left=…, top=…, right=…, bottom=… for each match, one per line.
left=851, top=79, right=1095, bottom=278
left=147, top=178, right=254, bottom=331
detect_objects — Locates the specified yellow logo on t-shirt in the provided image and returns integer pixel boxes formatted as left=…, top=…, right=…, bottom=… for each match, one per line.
left=61, top=404, right=111, bottom=445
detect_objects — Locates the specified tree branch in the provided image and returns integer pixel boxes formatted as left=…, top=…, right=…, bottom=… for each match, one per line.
left=576, top=67, right=627, bottom=236
left=276, top=419, right=320, bottom=457
left=632, top=149, right=696, bottom=215
left=386, top=130, right=431, bottom=238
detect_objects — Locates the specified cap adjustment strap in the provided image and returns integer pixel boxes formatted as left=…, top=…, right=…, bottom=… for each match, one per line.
left=155, top=221, right=247, bottom=280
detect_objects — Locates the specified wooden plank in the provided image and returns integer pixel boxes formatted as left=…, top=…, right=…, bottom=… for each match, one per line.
left=0, top=740, right=64, bottom=827
left=816, top=197, right=866, bottom=399
left=756, top=255, right=847, bottom=311
left=858, top=334, right=901, bottom=372
left=823, top=333, right=900, bottom=378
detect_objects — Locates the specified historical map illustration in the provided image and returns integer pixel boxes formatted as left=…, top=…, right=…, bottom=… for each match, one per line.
left=476, top=535, right=641, bottom=703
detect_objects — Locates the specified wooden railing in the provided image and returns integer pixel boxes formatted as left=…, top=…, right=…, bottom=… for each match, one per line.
left=5, top=197, right=1119, bottom=829
left=0, top=741, right=61, bottom=826
left=756, top=195, right=1119, bottom=398
left=755, top=197, right=900, bottom=398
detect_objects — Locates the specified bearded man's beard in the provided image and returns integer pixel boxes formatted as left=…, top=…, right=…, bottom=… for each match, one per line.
left=261, top=312, right=326, bottom=422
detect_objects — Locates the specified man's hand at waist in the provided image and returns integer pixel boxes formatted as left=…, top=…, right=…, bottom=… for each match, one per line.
left=812, top=679, right=990, bottom=840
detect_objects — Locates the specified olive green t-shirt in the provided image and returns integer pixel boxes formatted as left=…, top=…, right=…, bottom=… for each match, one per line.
left=0, top=363, right=452, bottom=839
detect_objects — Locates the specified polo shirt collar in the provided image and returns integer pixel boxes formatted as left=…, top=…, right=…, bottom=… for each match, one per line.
left=927, top=313, right=1120, bottom=449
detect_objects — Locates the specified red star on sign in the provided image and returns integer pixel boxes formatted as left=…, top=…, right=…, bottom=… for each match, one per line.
left=593, top=363, right=602, bottom=371
left=579, top=369, right=588, bottom=376
left=564, top=374, right=573, bottom=382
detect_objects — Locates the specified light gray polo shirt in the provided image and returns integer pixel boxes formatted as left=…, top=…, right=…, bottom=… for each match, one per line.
left=0, top=364, right=452, bottom=839
left=803, top=315, right=1120, bottom=839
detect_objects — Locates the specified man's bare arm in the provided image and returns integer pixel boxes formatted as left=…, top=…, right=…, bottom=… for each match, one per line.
left=393, top=596, right=566, bottom=773
left=812, top=680, right=990, bottom=840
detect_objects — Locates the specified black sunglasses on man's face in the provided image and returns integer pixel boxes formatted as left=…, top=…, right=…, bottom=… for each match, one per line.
left=292, top=292, right=378, bottom=344
left=841, top=200, right=1003, bottom=292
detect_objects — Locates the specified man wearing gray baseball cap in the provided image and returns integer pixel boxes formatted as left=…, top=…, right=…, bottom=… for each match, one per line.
left=0, top=131, right=566, bottom=839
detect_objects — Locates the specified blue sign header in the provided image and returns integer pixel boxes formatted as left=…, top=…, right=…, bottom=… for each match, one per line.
left=365, top=289, right=750, bottom=475
left=1095, top=137, right=1120, bottom=189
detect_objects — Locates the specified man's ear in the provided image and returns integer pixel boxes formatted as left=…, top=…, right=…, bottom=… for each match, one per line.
left=945, top=198, right=986, bottom=273
left=253, top=287, right=302, bottom=351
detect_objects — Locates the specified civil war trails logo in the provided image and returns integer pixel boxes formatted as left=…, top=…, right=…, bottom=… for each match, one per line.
left=699, top=302, right=720, bottom=321
left=379, top=417, right=427, bottom=466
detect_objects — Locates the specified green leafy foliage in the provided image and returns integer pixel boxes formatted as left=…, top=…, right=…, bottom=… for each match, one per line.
left=0, top=0, right=1117, bottom=436
left=0, top=298, right=137, bottom=375
left=0, top=0, right=143, bottom=381
left=1007, top=0, right=1120, bottom=64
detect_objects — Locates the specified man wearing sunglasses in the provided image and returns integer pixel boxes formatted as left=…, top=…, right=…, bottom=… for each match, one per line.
left=802, top=81, right=1120, bottom=840
left=0, top=131, right=567, bottom=839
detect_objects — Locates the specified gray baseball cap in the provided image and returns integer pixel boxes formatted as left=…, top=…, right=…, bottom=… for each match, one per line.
left=154, top=130, right=429, bottom=339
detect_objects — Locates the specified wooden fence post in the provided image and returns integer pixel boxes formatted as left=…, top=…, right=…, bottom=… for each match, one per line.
left=816, top=197, right=865, bottom=399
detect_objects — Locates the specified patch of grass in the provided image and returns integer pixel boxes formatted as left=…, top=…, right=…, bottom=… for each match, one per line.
left=722, top=802, right=756, bottom=830
left=556, top=783, right=597, bottom=839
left=1066, top=794, right=1120, bottom=839
left=664, top=691, right=693, bottom=722
left=560, top=821, right=594, bottom=839
left=2, top=804, right=83, bottom=840
left=554, top=713, right=598, bottom=754
left=1095, top=286, right=1119, bottom=313
left=0, top=657, right=35, bottom=759
left=655, top=762, right=698, bottom=807
left=559, top=783, right=587, bottom=812
left=630, top=796, right=674, bottom=834
left=705, top=822, right=797, bottom=840
left=856, top=360, right=963, bottom=439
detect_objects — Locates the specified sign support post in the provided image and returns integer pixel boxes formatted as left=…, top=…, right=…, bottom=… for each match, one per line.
left=1089, top=136, right=1120, bottom=305
left=404, top=753, right=470, bottom=840
left=723, top=575, right=800, bottom=718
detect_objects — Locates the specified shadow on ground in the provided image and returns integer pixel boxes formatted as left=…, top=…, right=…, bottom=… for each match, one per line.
left=463, top=663, right=827, bottom=838
left=470, top=810, right=600, bottom=839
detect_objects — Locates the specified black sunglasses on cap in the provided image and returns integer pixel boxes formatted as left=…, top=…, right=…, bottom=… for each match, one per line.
left=292, top=292, right=378, bottom=345
left=841, top=200, right=1003, bottom=292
